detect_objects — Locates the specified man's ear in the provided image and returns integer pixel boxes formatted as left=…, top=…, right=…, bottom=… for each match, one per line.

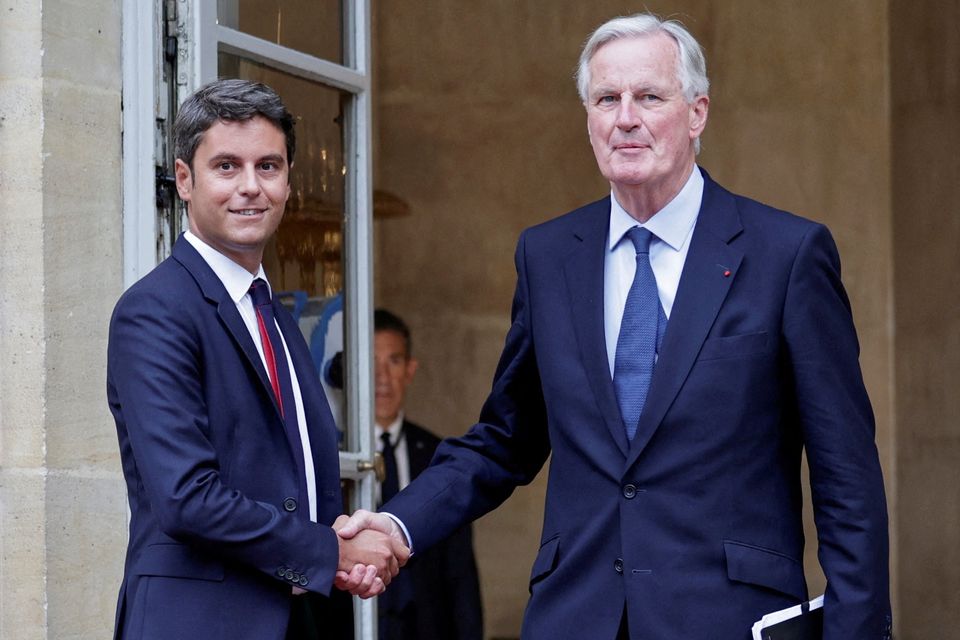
left=174, top=158, right=193, bottom=201
left=404, top=356, right=419, bottom=383
left=689, top=94, right=710, bottom=138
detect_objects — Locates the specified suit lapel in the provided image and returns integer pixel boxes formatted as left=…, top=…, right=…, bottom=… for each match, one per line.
left=275, top=301, right=341, bottom=478
left=562, top=198, right=631, bottom=457
left=172, top=237, right=280, bottom=418
left=274, top=302, right=321, bottom=419
left=625, top=172, right=744, bottom=469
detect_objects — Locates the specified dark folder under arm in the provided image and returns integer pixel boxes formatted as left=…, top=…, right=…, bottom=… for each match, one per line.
left=751, top=595, right=824, bottom=640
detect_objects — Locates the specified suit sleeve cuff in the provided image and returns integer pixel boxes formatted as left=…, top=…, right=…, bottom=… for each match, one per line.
left=381, top=512, right=414, bottom=553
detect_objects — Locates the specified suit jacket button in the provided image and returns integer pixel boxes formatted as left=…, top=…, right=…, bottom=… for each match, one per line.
left=285, top=569, right=295, bottom=581
left=299, top=575, right=309, bottom=586
left=623, top=484, right=637, bottom=499
left=614, top=558, right=624, bottom=574
left=283, top=497, right=298, bottom=512
left=277, top=566, right=287, bottom=577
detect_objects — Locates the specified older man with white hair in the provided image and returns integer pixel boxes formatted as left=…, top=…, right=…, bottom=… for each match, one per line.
left=340, top=13, right=891, bottom=640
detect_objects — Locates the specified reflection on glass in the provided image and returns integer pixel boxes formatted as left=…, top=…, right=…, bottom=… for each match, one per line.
left=219, top=52, right=351, bottom=449
left=217, top=0, right=343, bottom=65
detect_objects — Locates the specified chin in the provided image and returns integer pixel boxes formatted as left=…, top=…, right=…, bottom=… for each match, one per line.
left=603, top=163, right=655, bottom=182
left=608, top=172, right=657, bottom=187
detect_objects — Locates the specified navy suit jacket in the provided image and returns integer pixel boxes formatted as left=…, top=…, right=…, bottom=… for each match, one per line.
left=384, top=170, right=891, bottom=640
left=107, top=236, right=344, bottom=640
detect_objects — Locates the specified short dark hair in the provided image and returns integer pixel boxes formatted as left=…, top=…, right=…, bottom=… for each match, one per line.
left=374, top=309, right=412, bottom=357
left=173, top=78, right=296, bottom=170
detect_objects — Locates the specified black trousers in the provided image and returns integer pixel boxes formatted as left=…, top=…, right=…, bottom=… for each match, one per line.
left=286, top=591, right=354, bottom=640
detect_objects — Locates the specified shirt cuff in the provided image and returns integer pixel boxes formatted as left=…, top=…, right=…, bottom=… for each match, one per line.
left=381, top=512, right=414, bottom=553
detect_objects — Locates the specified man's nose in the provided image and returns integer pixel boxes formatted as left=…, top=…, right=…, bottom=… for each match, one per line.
left=237, top=165, right=262, bottom=196
left=615, top=95, right=642, bottom=130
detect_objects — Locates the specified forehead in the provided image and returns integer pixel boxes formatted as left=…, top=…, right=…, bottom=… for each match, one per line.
left=588, top=32, right=681, bottom=90
left=196, top=116, right=287, bottom=158
left=375, top=330, right=408, bottom=353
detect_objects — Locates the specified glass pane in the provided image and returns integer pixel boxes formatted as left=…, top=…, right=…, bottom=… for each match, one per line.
left=217, top=0, right=343, bottom=65
left=219, top=52, right=352, bottom=449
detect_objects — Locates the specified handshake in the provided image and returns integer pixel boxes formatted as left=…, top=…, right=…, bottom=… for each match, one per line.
left=332, top=510, right=411, bottom=598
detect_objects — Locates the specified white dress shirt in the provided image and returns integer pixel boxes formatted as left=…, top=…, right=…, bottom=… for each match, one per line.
left=184, top=230, right=318, bottom=522
left=603, top=166, right=704, bottom=377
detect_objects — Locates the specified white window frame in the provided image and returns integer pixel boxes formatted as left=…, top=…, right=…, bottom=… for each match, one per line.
left=121, top=0, right=162, bottom=286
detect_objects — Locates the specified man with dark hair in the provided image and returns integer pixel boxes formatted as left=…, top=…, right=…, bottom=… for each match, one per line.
left=107, top=78, right=407, bottom=640
left=372, top=309, right=483, bottom=640
left=341, top=12, right=891, bottom=640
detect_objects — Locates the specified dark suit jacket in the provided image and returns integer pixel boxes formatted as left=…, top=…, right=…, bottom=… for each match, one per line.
left=107, top=236, right=344, bottom=640
left=380, top=420, right=483, bottom=640
left=384, top=170, right=891, bottom=640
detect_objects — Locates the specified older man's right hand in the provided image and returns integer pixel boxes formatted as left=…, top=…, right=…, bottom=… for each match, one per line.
left=332, top=513, right=410, bottom=598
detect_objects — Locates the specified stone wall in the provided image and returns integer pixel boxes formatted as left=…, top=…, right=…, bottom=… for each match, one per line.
left=891, top=0, right=960, bottom=636
left=0, top=1, right=127, bottom=638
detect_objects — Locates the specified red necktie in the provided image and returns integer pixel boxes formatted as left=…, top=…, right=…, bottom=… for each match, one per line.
left=248, top=278, right=309, bottom=513
left=253, top=300, right=283, bottom=413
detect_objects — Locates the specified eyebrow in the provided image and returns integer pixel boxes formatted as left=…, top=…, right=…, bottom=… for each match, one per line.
left=258, top=153, right=287, bottom=165
left=591, top=83, right=667, bottom=97
left=208, top=153, right=241, bottom=165
left=207, top=152, right=287, bottom=165
left=590, top=84, right=619, bottom=97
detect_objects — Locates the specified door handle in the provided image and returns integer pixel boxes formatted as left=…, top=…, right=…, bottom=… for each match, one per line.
left=357, top=452, right=385, bottom=483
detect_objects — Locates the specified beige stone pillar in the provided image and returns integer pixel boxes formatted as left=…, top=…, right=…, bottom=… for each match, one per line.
left=0, top=1, right=127, bottom=638
left=891, top=1, right=960, bottom=637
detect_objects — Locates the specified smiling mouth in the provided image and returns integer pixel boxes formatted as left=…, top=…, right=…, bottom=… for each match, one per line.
left=231, top=209, right=265, bottom=216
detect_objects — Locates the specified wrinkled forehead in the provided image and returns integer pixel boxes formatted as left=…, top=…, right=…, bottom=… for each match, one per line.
left=592, top=31, right=680, bottom=66
left=588, top=33, right=682, bottom=89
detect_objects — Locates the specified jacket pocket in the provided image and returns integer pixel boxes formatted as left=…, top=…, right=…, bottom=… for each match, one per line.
left=723, top=540, right=806, bottom=601
left=133, top=543, right=225, bottom=582
left=528, top=534, right=560, bottom=593
left=698, top=331, right=770, bottom=361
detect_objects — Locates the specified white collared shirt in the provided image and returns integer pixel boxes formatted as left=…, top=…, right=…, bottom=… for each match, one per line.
left=603, top=166, right=704, bottom=377
left=184, top=230, right=318, bottom=522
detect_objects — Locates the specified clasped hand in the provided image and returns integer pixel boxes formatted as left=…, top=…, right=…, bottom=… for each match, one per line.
left=333, top=510, right=410, bottom=598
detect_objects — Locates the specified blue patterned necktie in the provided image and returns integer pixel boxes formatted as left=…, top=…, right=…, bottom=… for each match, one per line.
left=613, top=227, right=667, bottom=440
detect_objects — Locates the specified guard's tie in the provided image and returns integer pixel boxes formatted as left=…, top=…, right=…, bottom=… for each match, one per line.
left=379, top=431, right=401, bottom=504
